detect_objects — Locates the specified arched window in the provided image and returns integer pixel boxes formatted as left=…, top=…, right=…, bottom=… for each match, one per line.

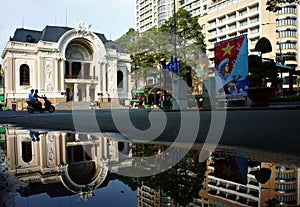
left=117, top=70, right=124, bottom=88
left=22, top=141, right=32, bottom=163
left=20, top=64, right=30, bottom=85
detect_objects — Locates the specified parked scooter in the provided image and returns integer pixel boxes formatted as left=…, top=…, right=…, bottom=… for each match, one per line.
left=27, top=96, right=55, bottom=113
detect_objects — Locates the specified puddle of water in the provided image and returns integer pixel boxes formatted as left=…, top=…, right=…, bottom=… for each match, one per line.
left=0, top=124, right=299, bottom=207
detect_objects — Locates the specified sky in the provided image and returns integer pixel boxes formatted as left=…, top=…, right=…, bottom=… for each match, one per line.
left=0, top=0, right=135, bottom=58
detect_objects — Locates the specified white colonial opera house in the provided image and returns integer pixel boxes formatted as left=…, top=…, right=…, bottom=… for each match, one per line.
left=1, top=22, right=132, bottom=108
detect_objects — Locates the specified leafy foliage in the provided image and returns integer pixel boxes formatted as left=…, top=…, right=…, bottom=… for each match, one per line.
left=266, top=0, right=299, bottom=12
left=133, top=145, right=207, bottom=206
left=247, top=37, right=279, bottom=87
left=255, top=37, right=272, bottom=55
left=116, top=9, right=207, bottom=87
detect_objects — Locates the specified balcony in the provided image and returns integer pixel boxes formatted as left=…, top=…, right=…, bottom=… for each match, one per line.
left=65, top=75, right=98, bottom=80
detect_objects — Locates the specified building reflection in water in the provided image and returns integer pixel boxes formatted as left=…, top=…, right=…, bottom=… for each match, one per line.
left=0, top=125, right=299, bottom=207
left=0, top=125, right=133, bottom=206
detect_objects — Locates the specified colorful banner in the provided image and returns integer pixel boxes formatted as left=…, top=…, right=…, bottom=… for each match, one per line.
left=214, top=154, right=248, bottom=185
left=214, top=35, right=248, bottom=97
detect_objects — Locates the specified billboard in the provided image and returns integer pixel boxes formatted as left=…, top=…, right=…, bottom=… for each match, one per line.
left=214, top=35, right=248, bottom=98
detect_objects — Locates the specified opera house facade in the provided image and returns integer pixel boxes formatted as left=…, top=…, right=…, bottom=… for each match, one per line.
left=1, top=22, right=132, bottom=107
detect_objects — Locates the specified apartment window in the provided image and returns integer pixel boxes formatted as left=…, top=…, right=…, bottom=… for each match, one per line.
left=240, top=19, right=248, bottom=26
left=283, top=76, right=297, bottom=84
left=250, top=5, right=259, bottom=13
left=251, top=27, right=259, bottom=34
left=147, top=77, right=154, bottom=85
left=280, top=41, right=297, bottom=49
left=276, top=17, right=297, bottom=26
left=239, top=9, right=247, bottom=16
left=276, top=183, right=296, bottom=192
left=250, top=16, right=259, bottom=23
left=228, top=13, right=236, bottom=20
left=276, top=5, right=296, bottom=14
left=275, top=195, right=296, bottom=204
left=276, top=29, right=297, bottom=38
left=251, top=38, right=258, bottom=45
left=219, top=26, right=226, bottom=33
left=219, top=36, right=227, bottom=41
left=219, top=16, right=226, bottom=23
left=19, top=64, right=30, bottom=86
left=240, top=30, right=248, bottom=35
left=211, top=29, right=217, bottom=36
left=229, top=23, right=236, bottom=30
left=209, top=20, right=216, bottom=26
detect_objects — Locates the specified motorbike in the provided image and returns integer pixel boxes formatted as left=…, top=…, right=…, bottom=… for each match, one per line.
left=27, top=96, right=55, bottom=113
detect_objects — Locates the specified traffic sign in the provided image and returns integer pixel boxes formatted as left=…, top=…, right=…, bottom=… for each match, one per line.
left=167, top=61, right=180, bottom=72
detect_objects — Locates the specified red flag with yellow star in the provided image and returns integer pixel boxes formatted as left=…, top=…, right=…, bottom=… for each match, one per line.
left=214, top=35, right=248, bottom=97
left=214, top=36, right=244, bottom=74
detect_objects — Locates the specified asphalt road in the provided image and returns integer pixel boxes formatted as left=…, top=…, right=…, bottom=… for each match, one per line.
left=1, top=107, right=300, bottom=157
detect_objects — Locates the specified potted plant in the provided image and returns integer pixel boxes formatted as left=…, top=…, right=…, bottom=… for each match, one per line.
left=246, top=37, right=279, bottom=107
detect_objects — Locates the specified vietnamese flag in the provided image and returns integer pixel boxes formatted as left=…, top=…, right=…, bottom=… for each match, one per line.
left=214, top=35, right=245, bottom=74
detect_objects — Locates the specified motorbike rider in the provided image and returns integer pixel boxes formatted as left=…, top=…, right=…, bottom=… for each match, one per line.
left=28, top=89, right=35, bottom=102
left=33, top=89, right=42, bottom=111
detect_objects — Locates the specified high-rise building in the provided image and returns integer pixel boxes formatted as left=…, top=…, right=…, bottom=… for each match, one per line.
left=199, top=0, right=299, bottom=92
left=135, top=0, right=300, bottom=92
left=135, top=0, right=208, bottom=32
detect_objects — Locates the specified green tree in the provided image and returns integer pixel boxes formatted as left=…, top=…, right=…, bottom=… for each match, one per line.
left=159, top=8, right=207, bottom=87
left=247, top=37, right=279, bottom=87
left=116, top=28, right=140, bottom=53
left=265, top=198, right=280, bottom=207
left=266, top=0, right=300, bottom=12
left=160, top=8, right=206, bottom=53
left=116, top=9, right=207, bottom=91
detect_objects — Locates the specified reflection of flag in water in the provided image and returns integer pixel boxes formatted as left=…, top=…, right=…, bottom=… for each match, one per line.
left=214, top=35, right=248, bottom=95
left=214, top=155, right=248, bottom=185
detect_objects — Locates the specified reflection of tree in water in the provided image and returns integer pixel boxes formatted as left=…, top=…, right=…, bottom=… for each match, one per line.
left=127, top=144, right=207, bottom=206
left=140, top=151, right=206, bottom=206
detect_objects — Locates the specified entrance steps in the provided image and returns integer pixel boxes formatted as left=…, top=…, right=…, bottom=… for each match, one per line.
left=55, top=101, right=127, bottom=110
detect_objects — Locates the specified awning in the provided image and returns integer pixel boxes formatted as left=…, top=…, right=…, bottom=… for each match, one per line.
left=276, top=63, right=292, bottom=72
left=276, top=63, right=300, bottom=75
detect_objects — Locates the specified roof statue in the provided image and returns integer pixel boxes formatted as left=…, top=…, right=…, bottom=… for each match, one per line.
left=75, top=21, right=92, bottom=36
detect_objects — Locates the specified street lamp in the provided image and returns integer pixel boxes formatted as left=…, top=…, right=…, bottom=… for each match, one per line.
left=173, top=0, right=177, bottom=58
left=262, top=22, right=284, bottom=97
left=261, top=22, right=283, bottom=65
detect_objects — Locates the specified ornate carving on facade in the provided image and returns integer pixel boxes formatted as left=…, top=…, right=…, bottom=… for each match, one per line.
left=45, top=62, right=53, bottom=92
left=46, top=134, right=55, bottom=167
left=107, top=61, right=115, bottom=93
left=2, top=25, right=131, bottom=106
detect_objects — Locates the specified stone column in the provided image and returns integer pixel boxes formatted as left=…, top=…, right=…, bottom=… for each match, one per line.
left=69, top=62, right=72, bottom=77
left=75, top=134, right=80, bottom=141
left=81, top=63, right=84, bottom=79
left=73, top=83, right=79, bottom=102
left=102, top=62, right=107, bottom=93
left=54, top=59, right=58, bottom=91
left=60, top=60, right=65, bottom=91
left=86, top=83, right=91, bottom=102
